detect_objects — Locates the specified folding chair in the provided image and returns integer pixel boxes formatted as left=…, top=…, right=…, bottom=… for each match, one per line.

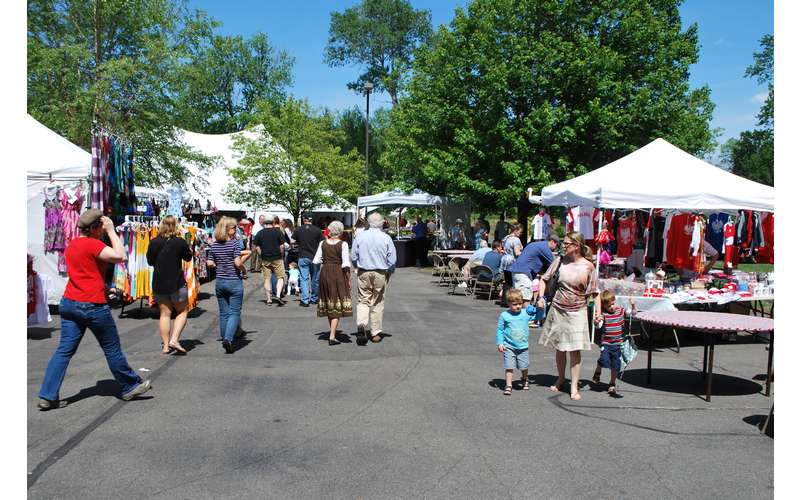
left=430, top=254, right=447, bottom=280
left=470, top=265, right=503, bottom=300
left=448, top=260, right=471, bottom=295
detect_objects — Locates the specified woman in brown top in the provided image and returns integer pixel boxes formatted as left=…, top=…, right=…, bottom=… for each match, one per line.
left=312, top=221, right=353, bottom=345
left=536, top=231, right=600, bottom=400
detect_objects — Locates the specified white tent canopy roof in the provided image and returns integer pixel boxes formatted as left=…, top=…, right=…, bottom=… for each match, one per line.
left=179, top=128, right=354, bottom=214
left=25, top=114, right=91, bottom=181
left=358, top=188, right=444, bottom=208
left=25, top=115, right=92, bottom=305
left=540, top=138, right=774, bottom=212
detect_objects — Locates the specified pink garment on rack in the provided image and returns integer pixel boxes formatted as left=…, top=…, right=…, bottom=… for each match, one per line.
left=60, top=188, right=83, bottom=245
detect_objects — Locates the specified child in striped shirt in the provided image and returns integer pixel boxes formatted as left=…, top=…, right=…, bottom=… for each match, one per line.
left=592, top=290, right=637, bottom=395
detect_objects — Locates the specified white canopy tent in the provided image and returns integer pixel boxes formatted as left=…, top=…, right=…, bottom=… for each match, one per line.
left=540, top=138, right=774, bottom=212
left=179, top=128, right=355, bottom=221
left=25, top=114, right=91, bottom=304
left=357, top=188, right=444, bottom=208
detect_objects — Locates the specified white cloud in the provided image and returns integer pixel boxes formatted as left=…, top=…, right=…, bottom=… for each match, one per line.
left=713, top=38, right=728, bottom=46
left=751, top=92, right=769, bottom=104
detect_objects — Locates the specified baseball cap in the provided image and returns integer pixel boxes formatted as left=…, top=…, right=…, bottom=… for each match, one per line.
left=78, top=209, right=103, bottom=229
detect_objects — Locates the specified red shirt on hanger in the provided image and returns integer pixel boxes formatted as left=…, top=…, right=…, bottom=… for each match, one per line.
left=616, top=216, right=636, bottom=257
left=665, top=213, right=695, bottom=270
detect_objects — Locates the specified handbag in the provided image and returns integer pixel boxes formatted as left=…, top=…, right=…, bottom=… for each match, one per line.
left=543, top=257, right=562, bottom=303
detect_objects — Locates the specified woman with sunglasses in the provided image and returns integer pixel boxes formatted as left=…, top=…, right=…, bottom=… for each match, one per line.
left=536, top=231, right=600, bottom=400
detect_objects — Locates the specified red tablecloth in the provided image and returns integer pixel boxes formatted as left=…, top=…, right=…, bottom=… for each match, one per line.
left=635, top=311, right=773, bottom=333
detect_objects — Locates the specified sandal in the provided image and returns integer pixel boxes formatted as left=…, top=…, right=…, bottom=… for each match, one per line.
left=522, top=381, right=530, bottom=391
left=570, top=392, right=582, bottom=401
left=608, top=385, right=617, bottom=395
left=592, top=373, right=601, bottom=384
left=549, top=380, right=565, bottom=393
left=169, top=342, right=187, bottom=354
left=503, top=387, right=512, bottom=396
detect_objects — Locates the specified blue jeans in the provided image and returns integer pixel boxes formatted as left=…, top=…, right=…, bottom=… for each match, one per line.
left=216, top=279, right=244, bottom=342
left=39, top=298, right=142, bottom=401
left=298, top=257, right=320, bottom=304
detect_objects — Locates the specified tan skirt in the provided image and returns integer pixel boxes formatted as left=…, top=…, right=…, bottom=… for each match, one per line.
left=538, top=306, right=592, bottom=352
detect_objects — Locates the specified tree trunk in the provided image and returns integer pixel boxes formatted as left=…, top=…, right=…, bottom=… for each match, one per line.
left=516, top=193, right=531, bottom=245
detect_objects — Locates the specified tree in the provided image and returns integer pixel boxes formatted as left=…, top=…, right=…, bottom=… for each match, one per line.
left=224, top=98, right=365, bottom=225
left=721, top=34, right=773, bottom=185
left=332, top=106, right=392, bottom=190
left=381, top=0, right=717, bottom=235
left=171, top=28, right=295, bottom=134
left=324, top=0, right=433, bottom=106
left=721, top=130, right=773, bottom=186
left=745, top=34, right=773, bottom=128
left=27, top=0, right=218, bottom=186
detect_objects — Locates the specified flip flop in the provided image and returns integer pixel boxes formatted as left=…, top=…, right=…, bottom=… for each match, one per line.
left=549, top=380, right=565, bottom=392
left=570, top=392, right=582, bottom=401
left=169, top=342, right=187, bottom=354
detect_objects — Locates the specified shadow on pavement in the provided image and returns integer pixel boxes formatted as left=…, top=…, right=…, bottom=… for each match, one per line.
left=619, top=368, right=764, bottom=396
left=743, top=414, right=773, bottom=438
left=28, top=327, right=57, bottom=340
left=62, top=379, right=154, bottom=406
left=318, top=331, right=353, bottom=343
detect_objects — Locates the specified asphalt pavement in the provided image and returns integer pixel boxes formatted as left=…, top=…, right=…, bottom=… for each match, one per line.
left=27, top=267, right=774, bottom=499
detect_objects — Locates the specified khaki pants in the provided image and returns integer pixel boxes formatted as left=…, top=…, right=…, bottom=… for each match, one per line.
left=356, top=270, right=389, bottom=334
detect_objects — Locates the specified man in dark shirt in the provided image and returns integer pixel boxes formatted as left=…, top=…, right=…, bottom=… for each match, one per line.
left=253, top=216, right=287, bottom=306
left=494, top=215, right=511, bottom=242
left=412, top=216, right=429, bottom=267
left=292, top=216, right=324, bottom=307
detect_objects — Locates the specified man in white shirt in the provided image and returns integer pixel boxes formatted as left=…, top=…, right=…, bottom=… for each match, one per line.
left=249, top=215, right=267, bottom=272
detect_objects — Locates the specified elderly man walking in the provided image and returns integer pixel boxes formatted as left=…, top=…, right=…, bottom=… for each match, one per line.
left=351, top=212, right=397, bottom=346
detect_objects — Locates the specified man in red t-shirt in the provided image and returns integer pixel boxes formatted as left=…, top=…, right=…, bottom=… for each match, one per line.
left=37, top=209, right=152, bottom=410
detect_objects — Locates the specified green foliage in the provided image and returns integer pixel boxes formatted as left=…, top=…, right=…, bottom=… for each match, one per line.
left=745, top=34, right=773, bottom=128
left=27, top=0, right=222, bottom=186
left=721, top=130, right=773, bottom=186
left=332, top=106, right=392, bottom=191
left=722, top=34, right=773, bottom=186
left=27, top=0, right=294, bottom=187
left=324, top=0, right=433, bottom=105
left=382, top=0, right=717, bottom=215
left=224, top=98, right=365, bottom=224
left=171, top=26, right=295, bottom=134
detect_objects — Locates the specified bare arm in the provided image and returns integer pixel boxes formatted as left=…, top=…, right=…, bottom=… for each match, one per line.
left=97, top=217, right=127, bottom=263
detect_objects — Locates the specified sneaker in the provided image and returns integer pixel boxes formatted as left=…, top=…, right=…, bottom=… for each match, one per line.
left=37, top=398, right=60, bottom=411
left=122, top=380, right=152, bottom=401
left=299, top=302, right=310, bottom=308
left=274, top=296, right=286, bottom=307
left=458, top=282, right=467, bottom=288
left=222, top=340, right=234, bottom=354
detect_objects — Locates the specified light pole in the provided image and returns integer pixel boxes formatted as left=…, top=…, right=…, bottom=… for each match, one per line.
left=364, top=81, right=373, bottom=198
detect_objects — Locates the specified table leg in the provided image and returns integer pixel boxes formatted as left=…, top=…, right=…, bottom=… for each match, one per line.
left=646, top=323, right=652, bottom=385
left=702, top=334, right=708, bottom=379
left=766, top=329, right=774, bottom=397
left=672, top=328, right=681, bottom=353
left=706, top=333, right=715, bottom=403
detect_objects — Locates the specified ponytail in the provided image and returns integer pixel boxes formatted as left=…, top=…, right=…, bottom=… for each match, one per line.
left=581, top=244, right=593, bottom=261
left=565, top=231, right=593, bottom=262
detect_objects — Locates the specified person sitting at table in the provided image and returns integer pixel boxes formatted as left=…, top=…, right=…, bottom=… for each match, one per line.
left=477, top=240, right=505, bottom=281
left=462, top=240, right=492, bottom=279
left=508, top=234, right=559, bottom=308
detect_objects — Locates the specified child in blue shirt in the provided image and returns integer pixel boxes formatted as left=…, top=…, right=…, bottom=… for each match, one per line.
left=497, top=288, right=538, bottom=396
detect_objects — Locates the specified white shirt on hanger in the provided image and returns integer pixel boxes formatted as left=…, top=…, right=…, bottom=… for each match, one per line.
left=531, top=213, right=552, bottom=240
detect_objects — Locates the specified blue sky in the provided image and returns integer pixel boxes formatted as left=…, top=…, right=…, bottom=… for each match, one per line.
left=191, top=0, right=773, bottom=157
